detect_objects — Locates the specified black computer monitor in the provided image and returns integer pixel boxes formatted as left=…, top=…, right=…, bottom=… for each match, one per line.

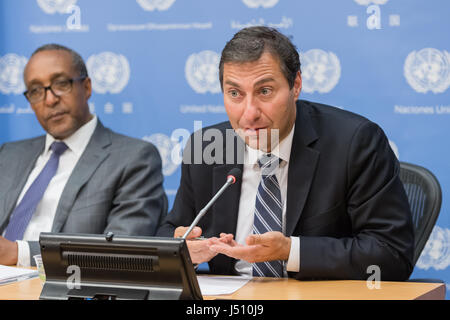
left=38, top=232, right=203, bottom=300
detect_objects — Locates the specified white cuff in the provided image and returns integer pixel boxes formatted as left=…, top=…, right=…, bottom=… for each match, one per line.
left=286, top=236, right=300, bottom=272
left=16, top=240, right=31, bottom=267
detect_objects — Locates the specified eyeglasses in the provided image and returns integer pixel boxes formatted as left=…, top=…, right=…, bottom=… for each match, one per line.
left=23, top=76, right=86, bottom=104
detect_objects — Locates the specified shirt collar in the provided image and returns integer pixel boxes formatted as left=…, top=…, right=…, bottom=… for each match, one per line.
left=245, top=124, right=295, bottom=167
left=44, top=115, right=98, bottom=157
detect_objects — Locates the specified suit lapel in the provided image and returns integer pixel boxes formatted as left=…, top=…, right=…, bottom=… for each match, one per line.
left=211, top=126, right=244, bottom=236
left=0, top=137, right=45, bottom=230
left=285, top=102, right=320, bottom=236
left=211, top=164, right=243, bottom=236
left=51, top=121, right=111, bottom=232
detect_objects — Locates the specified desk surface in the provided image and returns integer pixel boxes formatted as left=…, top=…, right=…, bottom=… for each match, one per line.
left=0, top=276, right=445, bottom=300
left=207, top=277, right=446, bottom=300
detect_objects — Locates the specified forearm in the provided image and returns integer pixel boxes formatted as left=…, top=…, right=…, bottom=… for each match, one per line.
left=295, top=234, right=412, bottom=281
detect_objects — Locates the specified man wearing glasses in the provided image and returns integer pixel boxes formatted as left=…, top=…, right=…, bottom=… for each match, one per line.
left=0, top=44, right=168, bottom=266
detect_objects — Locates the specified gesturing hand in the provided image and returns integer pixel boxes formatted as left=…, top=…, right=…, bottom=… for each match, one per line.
left=208, top=231, right=291, bottom=263
left=173, top=227, right=234, bottom=265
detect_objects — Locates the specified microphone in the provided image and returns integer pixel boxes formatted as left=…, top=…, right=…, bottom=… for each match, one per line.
left=182, top=168, right=242, bottom=240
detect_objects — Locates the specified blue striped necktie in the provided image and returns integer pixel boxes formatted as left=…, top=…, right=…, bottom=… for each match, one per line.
left=4, top=141, right=68, bottom=241
left=252, top=153, right=284, bottom=278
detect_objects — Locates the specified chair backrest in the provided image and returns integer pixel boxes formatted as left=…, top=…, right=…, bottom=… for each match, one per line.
left=399, top=161, right=442, bottom=266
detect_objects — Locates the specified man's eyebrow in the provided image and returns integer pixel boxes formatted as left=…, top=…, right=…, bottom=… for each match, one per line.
left=26, top=72, right=69, bottom=86
left=224, top=77, right=275, bottom=89
left=254, top=77, right=275, bottom=87
left=224, top=80, right=241, bottom=88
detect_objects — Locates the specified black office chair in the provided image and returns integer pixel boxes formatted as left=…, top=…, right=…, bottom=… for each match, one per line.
left=399, top=161, right=442, bottom=267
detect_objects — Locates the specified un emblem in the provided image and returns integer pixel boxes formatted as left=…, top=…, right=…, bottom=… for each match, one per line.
left=136, top=0, right=175, bottom=11
left=300, top=49, right=341, bottom=94
left=0, top=54, right=28, bottom=95
left=36, top=0, right=77, bottom=14
left=143, top=134, right=179, bottom=176
left=242, top=0, right=279, bottom=8
left=404, top=48, right=450, bottom=94
left=416, top=226, right=450, bottom=271
left=185, top=50, right=221, bottom=94
left=86, top=52, right=130, bottom=94
left=353, top=0, right=388, bottom=5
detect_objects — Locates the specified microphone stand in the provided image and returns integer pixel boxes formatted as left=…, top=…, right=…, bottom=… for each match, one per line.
left=182, top=175, right=236, bottom=240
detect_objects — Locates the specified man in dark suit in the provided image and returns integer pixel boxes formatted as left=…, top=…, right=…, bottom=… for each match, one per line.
left=0, top=44, right=167, bottom=266
left=157, top=26, right=414, bottom=281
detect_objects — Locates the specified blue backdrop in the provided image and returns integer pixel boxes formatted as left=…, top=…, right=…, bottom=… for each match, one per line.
left=1, top=0, right=449, bottom=297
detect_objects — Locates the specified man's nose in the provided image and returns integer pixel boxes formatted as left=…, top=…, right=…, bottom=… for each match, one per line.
left=241, top=96, right=261, bottom=122
left=43, top=87, right=60, bottom=106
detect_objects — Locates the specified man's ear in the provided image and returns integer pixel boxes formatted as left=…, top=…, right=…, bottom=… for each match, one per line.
left=293, top=71, right=302, bottom=99
left=83, top=77, right=92, bottom=100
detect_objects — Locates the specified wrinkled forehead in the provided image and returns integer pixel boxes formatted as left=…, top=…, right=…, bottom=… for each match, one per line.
left=24, top=50, right=76, bottom=85
left=222, top=52, right=285, bottom=85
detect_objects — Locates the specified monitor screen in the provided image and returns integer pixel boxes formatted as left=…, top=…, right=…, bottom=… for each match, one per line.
left=38, top=232, right=203, bottom=300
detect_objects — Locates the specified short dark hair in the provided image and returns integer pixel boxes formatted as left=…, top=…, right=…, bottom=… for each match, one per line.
left=30, top=43, right=88, bottom=78
left=219, top=26, right=300, bottom=90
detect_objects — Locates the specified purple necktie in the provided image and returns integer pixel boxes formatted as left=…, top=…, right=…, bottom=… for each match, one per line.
left=4, top=141, right=68, bottom=241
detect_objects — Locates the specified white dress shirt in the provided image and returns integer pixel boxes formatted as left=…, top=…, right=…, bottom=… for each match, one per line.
left=9, top=116, right=98, bottom=267
left=234, top=125, right=300, bottom=277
